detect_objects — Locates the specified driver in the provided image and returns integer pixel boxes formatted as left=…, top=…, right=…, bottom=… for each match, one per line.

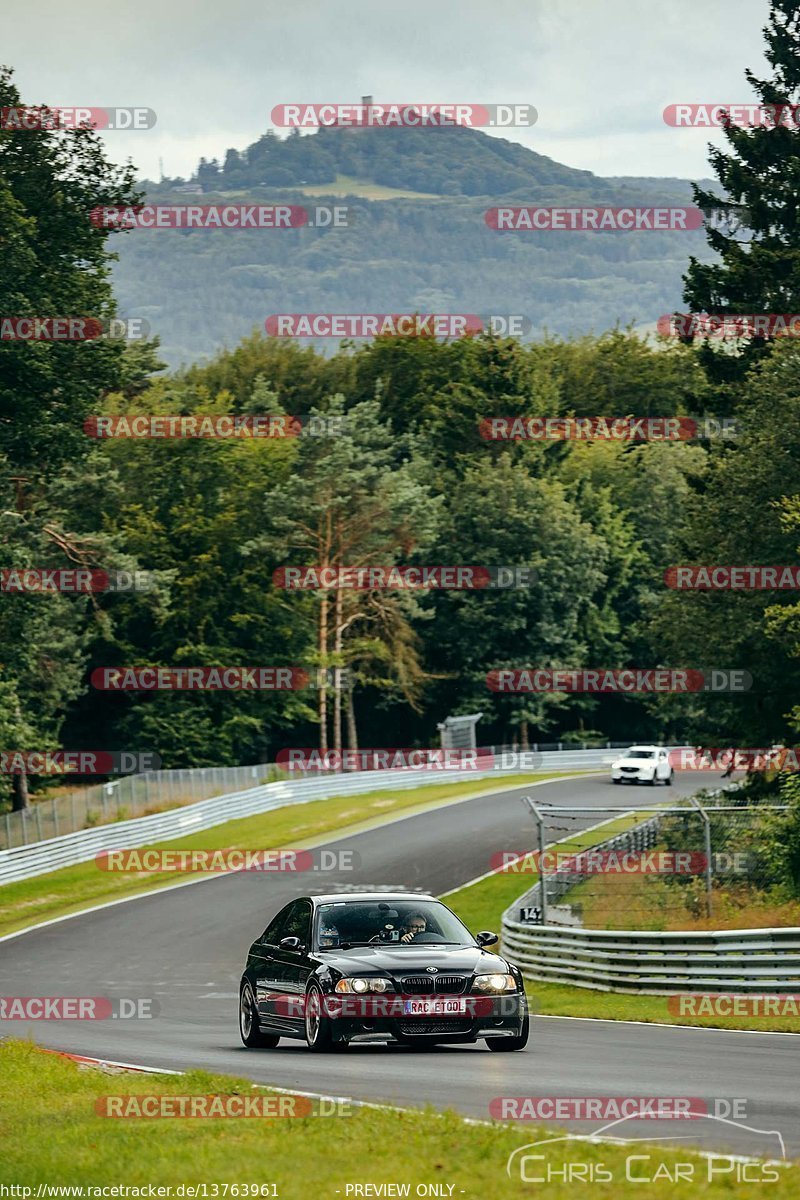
left=399, top=912, right=427, bottom=943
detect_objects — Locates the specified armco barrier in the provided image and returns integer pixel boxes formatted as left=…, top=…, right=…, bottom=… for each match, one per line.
left=500, top=919, right=800, bottom=994
left=0, top=748, right=610, bottom=887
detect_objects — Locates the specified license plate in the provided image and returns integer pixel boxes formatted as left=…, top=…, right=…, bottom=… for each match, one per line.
left=402, top=997, right=467, bottom=1015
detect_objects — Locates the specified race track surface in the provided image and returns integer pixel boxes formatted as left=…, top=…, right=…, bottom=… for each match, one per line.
left=2, top=772, right=797, bottom=1159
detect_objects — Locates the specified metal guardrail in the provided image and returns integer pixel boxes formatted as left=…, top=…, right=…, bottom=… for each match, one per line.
left=501, top=816, right=800, bottom=994
left=0, top=748, right=610, bottom=887
left=501, top=921, right=800, bottom=994
left=0, top=742, right=635, bottom=850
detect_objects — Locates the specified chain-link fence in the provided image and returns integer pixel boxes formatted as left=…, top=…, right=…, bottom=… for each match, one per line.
left=515, top=788, right=796, bottom=930
left=0, top=762, right=284, bottom=849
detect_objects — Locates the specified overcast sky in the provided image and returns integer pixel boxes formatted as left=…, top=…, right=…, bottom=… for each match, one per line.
left=3, top=0, right=771, bottom=183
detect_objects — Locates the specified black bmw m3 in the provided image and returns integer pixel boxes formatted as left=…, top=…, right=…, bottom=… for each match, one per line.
left=239, top=891, right=529, bottom=1051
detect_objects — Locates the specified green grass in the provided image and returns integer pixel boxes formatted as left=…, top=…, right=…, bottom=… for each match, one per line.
left=563, top=857, right=800, bottom=933
left=528, top=980, right=800, bottom=1032
left=1, top=1041, right=795, bottom=1194
left=0, top=772, right=566, bottom=939
left=295, top=173, right=444, bottom=199
left=444, top=813, right=800, bottom=1034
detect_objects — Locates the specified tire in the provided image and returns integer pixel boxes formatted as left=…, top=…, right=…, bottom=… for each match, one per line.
left=486, top=1013, right=530, bottom=1052
left=612, top=778, right=621, bottom=785
left=239, top=981, right=280, bottom=1049
left=646, top=774, right=656, bottom=786
left=304, top=983, right=336, bottom=1052
left=665, top=770, right=674, bottom=786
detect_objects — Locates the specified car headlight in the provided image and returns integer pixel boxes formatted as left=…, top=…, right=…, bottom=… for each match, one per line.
left=471, top=973, right=517, bottom=993
left=334, top=976, right=392, bottom=994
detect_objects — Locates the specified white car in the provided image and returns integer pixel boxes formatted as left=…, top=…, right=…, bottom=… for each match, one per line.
left=611, top=745, right=673, bottom=786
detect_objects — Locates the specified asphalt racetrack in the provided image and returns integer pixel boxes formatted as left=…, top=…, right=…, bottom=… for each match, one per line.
left=2, top=771, right=798, bottom=1160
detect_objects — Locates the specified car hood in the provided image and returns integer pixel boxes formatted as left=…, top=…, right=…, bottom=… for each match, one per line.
left=318, top=945, right=509, bottom=974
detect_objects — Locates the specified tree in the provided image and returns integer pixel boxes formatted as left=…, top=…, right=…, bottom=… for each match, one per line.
left=64, top=374, right=311, bottom=766
left=0, top=66, right=142, bottom=473
left=651, top=341, right=800, bottom=745
left=421, top=452, right=618, bottom=745
left=683, top=2, right=800, bottom=382
left=246, top=394, right=441, bottom=751
left=0, top=66, right=143, bottom=807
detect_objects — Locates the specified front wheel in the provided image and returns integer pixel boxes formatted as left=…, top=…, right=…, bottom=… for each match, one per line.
left=304, top=984, right=337, bottom=1052
left=665, top=770, right=674, bottom=786
left=486, top=1013, right=529, bottom=1052
left=239, top=981, right=280, bottom=1048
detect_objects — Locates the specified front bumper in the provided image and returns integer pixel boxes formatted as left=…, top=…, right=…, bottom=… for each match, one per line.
left=321, top=992, right=527, bottom=1043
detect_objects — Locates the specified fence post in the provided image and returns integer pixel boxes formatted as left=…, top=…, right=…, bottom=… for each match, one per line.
left=4, top=812, right=10, bottom=849
left=52, top=797, right=59, bottom=837
left=522, top=796, right=548, bottom=925
left=35, top=805, right=43, bottom=841
left=690, top=796, right=713, bottom=918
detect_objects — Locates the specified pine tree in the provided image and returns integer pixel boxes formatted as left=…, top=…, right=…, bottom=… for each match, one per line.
left=682, top=2, right=800, bottom=379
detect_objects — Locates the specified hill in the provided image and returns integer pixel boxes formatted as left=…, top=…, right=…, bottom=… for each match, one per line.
left=111, top=125, right=720, bottom=367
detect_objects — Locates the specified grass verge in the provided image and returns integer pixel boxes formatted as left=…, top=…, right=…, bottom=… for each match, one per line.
left=296, top=173, right=444, bottom=199
left=563, top=866, right=800, bottom=932
left=444, top=811, right=646, bottom=933
left=444, top=814, right=800, bottom=1034
left=0, top=1041, right=795, bottom=1194
left=0, top=772, right=564, bottom=939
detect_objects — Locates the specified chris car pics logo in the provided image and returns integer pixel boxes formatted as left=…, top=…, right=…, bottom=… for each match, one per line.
left=506, top=1113, right=786, bottom=1184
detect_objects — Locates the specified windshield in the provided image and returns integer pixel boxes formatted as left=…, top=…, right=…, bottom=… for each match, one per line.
left=626, top=749, right=655, bottom=759
left=314, top=899, right=474, bottom=950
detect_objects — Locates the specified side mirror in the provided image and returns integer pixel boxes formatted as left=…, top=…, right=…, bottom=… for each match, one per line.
left=279, top=936, right=304, bottom=952
left=476, top=930, right=499, bottom=947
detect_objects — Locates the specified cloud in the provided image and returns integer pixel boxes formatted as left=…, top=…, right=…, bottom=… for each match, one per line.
left=2, top=0, right=771, bottom=181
